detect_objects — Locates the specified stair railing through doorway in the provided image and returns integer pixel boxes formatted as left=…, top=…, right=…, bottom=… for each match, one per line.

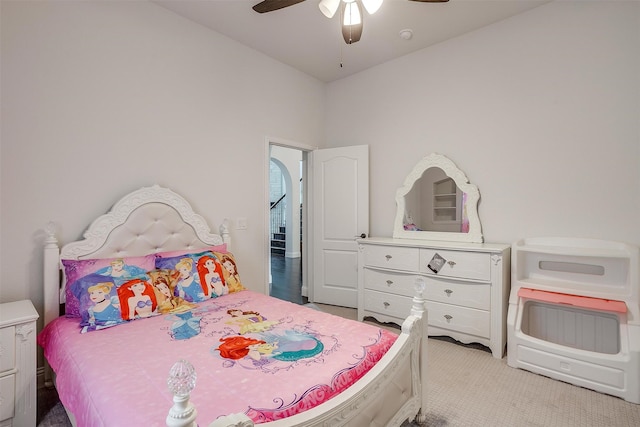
left=270, top=177, right=303, bottom=256
left=270, top=194, right=286, bottom=255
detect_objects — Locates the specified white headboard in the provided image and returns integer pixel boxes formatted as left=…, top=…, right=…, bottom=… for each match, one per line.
left=43, top=185, right=230, bottom=328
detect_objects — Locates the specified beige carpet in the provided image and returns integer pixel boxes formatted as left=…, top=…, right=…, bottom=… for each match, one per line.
left=424, top=337, right=639, bottom=426
left=316, top=303, right=640, bottom=427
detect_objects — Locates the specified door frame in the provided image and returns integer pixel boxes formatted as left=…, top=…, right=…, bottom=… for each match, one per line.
left=264, top=137, right=317, bottom=300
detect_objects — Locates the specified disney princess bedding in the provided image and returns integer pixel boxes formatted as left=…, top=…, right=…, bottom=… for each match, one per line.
left=38, top=289, right=397, bottom=426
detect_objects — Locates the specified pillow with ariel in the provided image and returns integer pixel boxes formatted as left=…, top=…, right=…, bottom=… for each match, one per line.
left=155, top=251, right=228, bottom=302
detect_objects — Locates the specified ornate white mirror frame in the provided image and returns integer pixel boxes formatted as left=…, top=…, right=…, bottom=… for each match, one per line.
left=393, top=153, right=483, bottom=243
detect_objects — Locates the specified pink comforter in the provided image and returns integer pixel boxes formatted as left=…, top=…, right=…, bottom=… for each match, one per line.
left=38, top=290, right=397, bottom=426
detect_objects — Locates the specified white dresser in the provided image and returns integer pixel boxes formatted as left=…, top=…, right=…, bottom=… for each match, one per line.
left=0, top=300, right=39, bottom=427
left=358, top=238, right=510, bottom=358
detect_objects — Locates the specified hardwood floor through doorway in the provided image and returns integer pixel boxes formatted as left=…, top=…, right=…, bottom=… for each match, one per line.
left=270, top=254, right=307, bottom=305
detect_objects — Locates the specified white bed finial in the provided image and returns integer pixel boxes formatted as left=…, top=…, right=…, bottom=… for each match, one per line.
left=410, top=277, right=426, bottom=318
left=220, top=219, right=231, bottom=245
left=45, top=221, right=58, bottom=244
left=166, top=360, right=198, bottom=427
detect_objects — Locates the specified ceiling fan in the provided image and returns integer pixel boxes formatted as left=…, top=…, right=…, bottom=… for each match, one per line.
left=253, top=0, right=449, bottom=44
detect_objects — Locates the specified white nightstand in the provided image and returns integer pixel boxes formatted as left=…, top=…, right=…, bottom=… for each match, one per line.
left=0, top=300, right=39, bottom=427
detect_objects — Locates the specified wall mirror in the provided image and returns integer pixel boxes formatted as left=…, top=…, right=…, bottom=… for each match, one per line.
left=393, top=153, right=483, bottom=243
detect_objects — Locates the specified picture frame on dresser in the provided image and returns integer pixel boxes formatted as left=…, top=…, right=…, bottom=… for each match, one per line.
left=358, top=153, right=511, bottom=358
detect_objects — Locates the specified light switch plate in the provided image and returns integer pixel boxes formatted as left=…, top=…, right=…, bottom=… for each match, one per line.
left=236, top=217, right=247, bottom=230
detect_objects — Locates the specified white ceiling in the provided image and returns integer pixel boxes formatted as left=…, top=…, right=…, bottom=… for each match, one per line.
left=154, top=0, right=550, bottom=82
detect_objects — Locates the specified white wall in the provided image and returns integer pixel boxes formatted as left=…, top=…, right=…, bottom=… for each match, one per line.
left=0, top=1, right=324, bottom=314
left=325, top=1, right=640, bottom=247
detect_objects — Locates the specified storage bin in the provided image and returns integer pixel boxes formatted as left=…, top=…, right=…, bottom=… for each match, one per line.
left=507, top=237, right=639, bottom=404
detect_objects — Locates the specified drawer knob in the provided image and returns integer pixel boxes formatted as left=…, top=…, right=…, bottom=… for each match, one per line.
left=386, top=280, right=393, bottom=286
left=383, top=302, right=390, bottom=308
left=385, top=255, right=393, bottom=260
left=444, top=314, right=453, bottom=322
left=444, top=289, right=453, bottom=296
left=447, top=260, right=456, bottom=267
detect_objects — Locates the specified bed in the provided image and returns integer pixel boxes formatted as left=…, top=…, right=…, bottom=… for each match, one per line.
left=39, top=185, right=428, bottom=427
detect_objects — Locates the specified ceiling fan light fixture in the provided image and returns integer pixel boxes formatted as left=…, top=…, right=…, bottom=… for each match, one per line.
left=361, top=0, right=383, bottom=15
left=318, top=0, right=340, bottom=18
left=343, top=1, right=362, bottom=26
left=341, top=1, right=363, bottom=44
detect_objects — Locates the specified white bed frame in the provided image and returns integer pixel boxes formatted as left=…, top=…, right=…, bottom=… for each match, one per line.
left=43, top=185, right=428, bottom=427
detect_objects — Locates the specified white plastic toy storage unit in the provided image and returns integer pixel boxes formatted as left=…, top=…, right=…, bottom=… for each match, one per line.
left=507, top=237, right=639, bottom=404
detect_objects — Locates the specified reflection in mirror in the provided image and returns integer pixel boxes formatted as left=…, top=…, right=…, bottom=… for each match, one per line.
left=404, top=167, right=468, bottom=233
left=393, top=153, right=483, bottom=243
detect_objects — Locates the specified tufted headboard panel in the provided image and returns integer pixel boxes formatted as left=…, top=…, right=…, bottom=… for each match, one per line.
left=64, top=202, right=218, bottom=260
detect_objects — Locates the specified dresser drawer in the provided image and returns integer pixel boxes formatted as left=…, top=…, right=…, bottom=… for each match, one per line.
left=427, top=301, right=490, bottom=338
left=0, top=374, right=15, bottom=422
left=363, top=245, right=420, bottom=271
left=0, top=327, right=15, bottom=373
left=420, top=249, right=490, bottom=281
left=363, top=268, right=418, bottom=297
left=424, top=278, right=490, bottom=310
left=363, top=289, right=413, bottom=320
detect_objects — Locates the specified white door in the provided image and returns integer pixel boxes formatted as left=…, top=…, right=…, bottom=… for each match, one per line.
left=311, top=145, right=369, bottom=307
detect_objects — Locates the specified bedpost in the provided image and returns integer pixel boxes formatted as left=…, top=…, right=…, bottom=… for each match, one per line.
left=220, top=219, right=231, bottom=245
left=43, top=222, right=60, bottom=387
left=164, top=360, right=254, bottom=427
left=166, top=360, right=198, bottom=427
left=411, top=277, right=428, bottom=424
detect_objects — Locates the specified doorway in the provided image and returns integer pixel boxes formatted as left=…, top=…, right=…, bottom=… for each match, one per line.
left=265, top=140, right=368, bottom=308
left=268, top=142, right=310, bottom=305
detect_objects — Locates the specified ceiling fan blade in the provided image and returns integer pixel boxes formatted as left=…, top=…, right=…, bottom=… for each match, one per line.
left=253, top=0, right=306, bottom=13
